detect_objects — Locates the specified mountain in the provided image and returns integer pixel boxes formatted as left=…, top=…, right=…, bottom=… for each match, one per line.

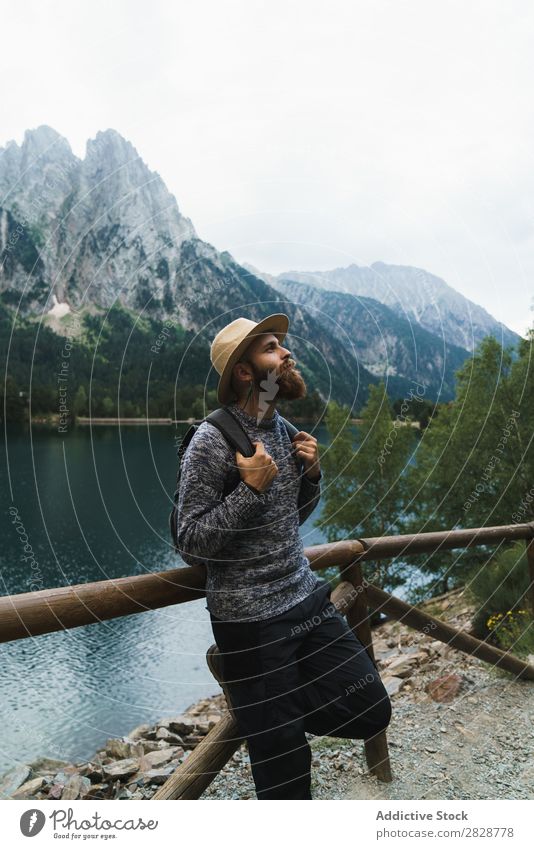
left=0, top=126, right=195, bottom=313
left=274, top=262, right=520, bottom=353
left=0, top=126, right=520, bottom=412
left=247, top=273, right=470, bottom=400
left=0, top=126, right=374, bottom=408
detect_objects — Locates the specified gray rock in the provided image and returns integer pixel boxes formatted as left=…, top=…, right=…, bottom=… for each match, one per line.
left=11, top=777, right=46, bottom=799
left=126, top=723, right=152, bottom=741
left=0, top=765, right=31, bottom=798
left=158, top=715, right=198, bottom=735
left=61, top=774, right=92, bottom=800
left=28, top=757, right=71, bottom=777
left=384, top=656, right=418, bottom=677
left=102, top=758, right=140, bottom=779
left=105, top=738, right=132, bottom=760
left=382, top=675, right=406, bottom=696
left=141, top=766, right=175, bottom=786
left=155, top=727, right=184, bottom=745
left=116, top=787, right=134, bottom=799
left=139, top=740, right=166, bottom=753
left=48, top=783, right=65, bottom=800
left=77, top=762, right=104, bottom=782
left=139, top=747, right=181, bottom=771
left=83, top=783, right=109, bottom=800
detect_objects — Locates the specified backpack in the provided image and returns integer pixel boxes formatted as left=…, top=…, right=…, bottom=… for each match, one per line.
left=169, top=405, right=301, bottom=552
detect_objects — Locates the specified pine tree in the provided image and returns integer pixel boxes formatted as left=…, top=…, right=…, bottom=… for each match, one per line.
left=319, top=383, right=414, bottom=591
left=73, top=384, right=88, bottom=416
left=404, top=333, right=532, bottom=590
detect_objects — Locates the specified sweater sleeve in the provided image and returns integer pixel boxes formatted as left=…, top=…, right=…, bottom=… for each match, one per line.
left=297, top=470, right=322, bottom=526
left=176, top=423, right=269, bottom=566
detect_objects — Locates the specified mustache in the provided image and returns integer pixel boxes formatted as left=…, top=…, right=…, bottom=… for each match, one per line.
left=281, top=359, right=297, bottom=372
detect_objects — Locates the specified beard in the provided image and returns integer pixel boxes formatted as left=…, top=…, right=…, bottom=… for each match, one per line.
left=251, top=360, right=307, bottom=401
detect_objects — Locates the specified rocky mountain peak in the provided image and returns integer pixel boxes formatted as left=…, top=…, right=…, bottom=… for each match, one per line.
left=0, top=126, right=198, bottom=314
left=0, top=126, right=79, bottom=227
left=21, top=125, right=74, bottom=159
left=84, top=128, right=140, bottom=172
left=277, top=262, right=519, bottom=352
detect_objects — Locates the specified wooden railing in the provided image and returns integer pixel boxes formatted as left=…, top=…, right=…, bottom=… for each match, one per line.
left=1, top=521, right=534, bottom=799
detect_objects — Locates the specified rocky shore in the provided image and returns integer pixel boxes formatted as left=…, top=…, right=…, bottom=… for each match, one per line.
left=2, top=587, right=533, bottom=801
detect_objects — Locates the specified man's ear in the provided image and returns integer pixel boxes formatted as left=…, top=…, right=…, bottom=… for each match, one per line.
left=233, top=360, right=253, bottom=382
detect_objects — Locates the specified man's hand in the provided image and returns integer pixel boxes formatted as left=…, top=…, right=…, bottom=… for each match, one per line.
left=292, top=431, right=321, bottom=481
left=236, top=440, right=278, bottom=493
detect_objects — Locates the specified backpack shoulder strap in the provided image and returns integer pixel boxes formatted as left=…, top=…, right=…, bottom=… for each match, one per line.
left=279, top=415, right=305, bottom=474
left=279, top=415, right=299, bottom=441
left=205, top=407, right=256, bottom=457
left=176, top=423, right=199, bottom=462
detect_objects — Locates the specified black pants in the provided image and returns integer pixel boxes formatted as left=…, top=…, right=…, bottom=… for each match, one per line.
left=209, top=579, right=392, bottom=799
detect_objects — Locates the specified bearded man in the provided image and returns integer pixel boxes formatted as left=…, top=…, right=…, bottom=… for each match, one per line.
left=175, top=313, right=391, bottom=800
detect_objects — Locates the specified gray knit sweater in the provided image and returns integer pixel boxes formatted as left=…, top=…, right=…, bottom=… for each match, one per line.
left=175, top=401, right=322, bottom=622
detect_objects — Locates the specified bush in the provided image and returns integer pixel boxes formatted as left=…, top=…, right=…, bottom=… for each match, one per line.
left=467, top=542, right=534, bottom=656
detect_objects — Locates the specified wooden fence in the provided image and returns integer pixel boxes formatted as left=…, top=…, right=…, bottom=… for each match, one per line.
left=1, top=521, right=533, bottom=799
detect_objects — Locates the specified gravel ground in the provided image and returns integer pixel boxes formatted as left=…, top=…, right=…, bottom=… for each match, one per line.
left=201, top=591, right=534, bottom=801
left=201, top=662, right=534, bottom=801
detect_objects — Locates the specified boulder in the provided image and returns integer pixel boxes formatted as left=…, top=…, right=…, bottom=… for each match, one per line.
left=102, top=758, right=140, bottom=779
left=28, top=757, right=71, bottom=777
left=77, top=762, right=104, bottom=782
left=47, top=782, right=65, bottom=800
left=105, top=738, right=132, bottom=760
left=62, top=774, right=92, bottom=800
left=182, top=735, right=205, bottom=746
left=139, top=747, right=181, bottom=771
left=0, top=765, right=31, bottom=798
left=159, top=715, right=198, bottom=735
left=384, top=655, right=419, bottom=678
left=11, top=777, right=46, bottom=799
left=83, top=783, right=109, bottom=800
left=140, top=766, right=175, bottom=786
left=138, top=741, right=166, bottom=754
left=425, top=673, right=463, bottom=703
left=382, top=675, right=406, bottom=696
left=126, top=723, right=154, bottom=741
left=155, top=727, right=184, bottom=745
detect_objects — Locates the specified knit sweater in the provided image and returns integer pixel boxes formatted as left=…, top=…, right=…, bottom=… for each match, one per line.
left=175, top=401, right=322, bottom=622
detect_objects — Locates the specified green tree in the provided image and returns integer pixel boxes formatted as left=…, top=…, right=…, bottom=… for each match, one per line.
left=101, top=396, right=115, bottom=416
left=1, top=376, right=26, bottom=423
left=319, top=383, right=414, bottom=592
left=404, top=333, right=532, bottom=590
left=73, top=385, right=88, bottom=416
left=408, top=337, right=522, bottom=526
left=504, top=328, right=534, bottom=523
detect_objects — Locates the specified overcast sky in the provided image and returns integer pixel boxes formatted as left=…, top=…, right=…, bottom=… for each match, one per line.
left=1, top=0, right=533, bottom=335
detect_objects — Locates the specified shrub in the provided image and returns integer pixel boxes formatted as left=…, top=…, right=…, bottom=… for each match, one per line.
left=467, top=542, right=534, bottom=656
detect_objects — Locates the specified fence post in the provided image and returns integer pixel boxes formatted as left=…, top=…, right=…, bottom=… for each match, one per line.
left=341, top=560, right=392, bottom=783
left=526, top=536, right=534, bottom=617
left=152, top=713, right=243, bottom=799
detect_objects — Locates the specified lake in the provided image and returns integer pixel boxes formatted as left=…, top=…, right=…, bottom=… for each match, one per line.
left=0, top=420, right=333, bottom=775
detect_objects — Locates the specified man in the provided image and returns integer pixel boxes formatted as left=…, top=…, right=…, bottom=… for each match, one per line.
left=175, top=313, right=391, bottom=799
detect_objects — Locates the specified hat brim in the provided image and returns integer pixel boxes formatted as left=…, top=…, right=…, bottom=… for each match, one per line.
left=216, top=313, right=290, bottom=405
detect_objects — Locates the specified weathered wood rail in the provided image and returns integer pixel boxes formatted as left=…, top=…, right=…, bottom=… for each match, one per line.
left=1, top=521, right=533, bottom=799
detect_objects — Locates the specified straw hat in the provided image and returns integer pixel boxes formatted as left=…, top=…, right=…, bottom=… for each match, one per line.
left=210, top=313, right=290, bottom=404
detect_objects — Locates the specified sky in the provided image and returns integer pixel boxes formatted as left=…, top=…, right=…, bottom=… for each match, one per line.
left=1, top=0, right=533, bottom=336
